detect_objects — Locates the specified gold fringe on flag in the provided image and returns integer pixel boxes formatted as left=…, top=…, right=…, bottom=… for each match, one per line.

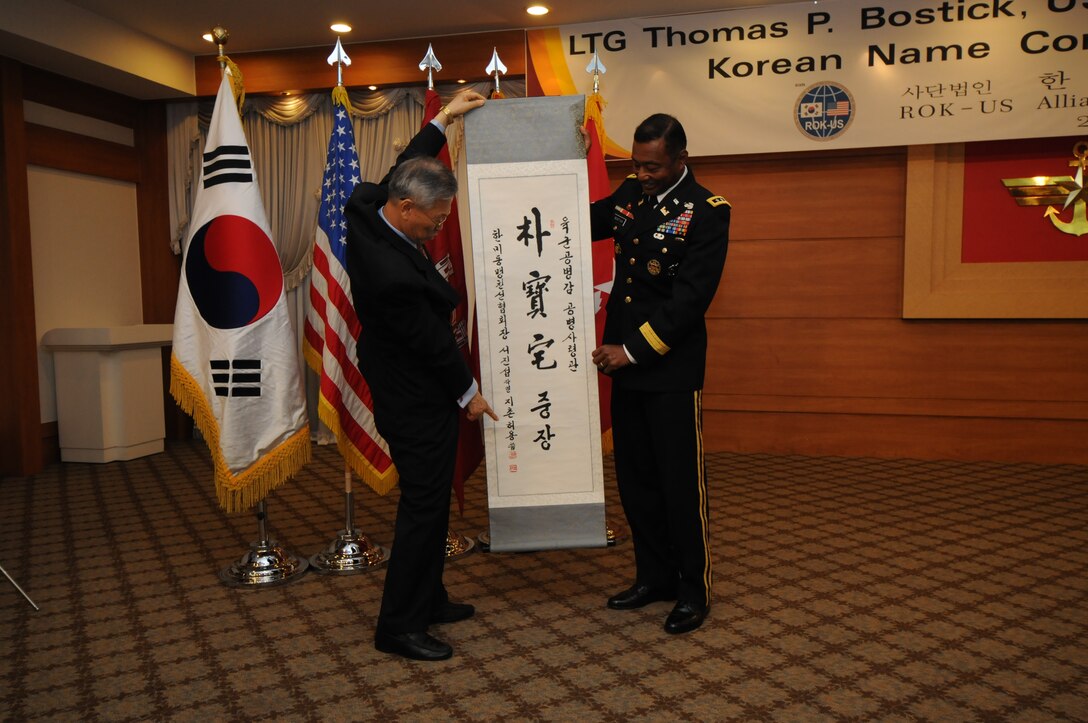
left=584, top=91, right=607, bottom=148
left=302, top=341, right=400, bottom=496
left=217, top=54, right=246, bottom=113
left=601, top=428, right=613, bottom=456
left=317, top=396, right=400, bottom=496
left=331, top=84, right=350, bottom=110
left=170, top=355, right=311, bottom=513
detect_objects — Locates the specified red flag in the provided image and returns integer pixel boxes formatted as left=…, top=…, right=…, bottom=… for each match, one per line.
left=421, top=89, right=484, bottom=511
left=585, top=93, right=615, bottom=452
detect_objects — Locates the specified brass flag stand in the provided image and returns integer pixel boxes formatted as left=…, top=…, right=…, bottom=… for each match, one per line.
left=311, top=464, right=389, bottom=573
left=219, top=499, right=310, bottom=587
left=445, top=529, right=475, bottom=559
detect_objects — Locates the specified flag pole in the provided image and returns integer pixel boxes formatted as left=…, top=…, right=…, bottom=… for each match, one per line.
left=309, top=31, right=390, bottom=573
left=486, top=47, right=507, bottom=99
left=417, top=44, right=476, bottom=560
left=205, top=27, right=309, bottom=587
left=584, top=51, right=627, bottom=548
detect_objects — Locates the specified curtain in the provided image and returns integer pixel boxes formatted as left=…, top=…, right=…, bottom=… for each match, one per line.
left=165, top=102, right=200, bottom=254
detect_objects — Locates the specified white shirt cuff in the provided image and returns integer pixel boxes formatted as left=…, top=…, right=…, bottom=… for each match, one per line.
left=623, top=345, right=636, bottom=364
left=457, top=379, right=479, bottom=408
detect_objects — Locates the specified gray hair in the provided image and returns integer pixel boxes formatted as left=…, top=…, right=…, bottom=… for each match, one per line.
left=388, top=156, right=457, bottom=208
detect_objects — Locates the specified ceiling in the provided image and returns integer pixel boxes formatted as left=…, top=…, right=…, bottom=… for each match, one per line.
left=1, top=0, right=806, bottom=98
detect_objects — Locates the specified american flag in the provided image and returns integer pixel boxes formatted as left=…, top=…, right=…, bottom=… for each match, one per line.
left=826, top=100, right=851, bottom=116
left=303, top=99, right=397, bottom=494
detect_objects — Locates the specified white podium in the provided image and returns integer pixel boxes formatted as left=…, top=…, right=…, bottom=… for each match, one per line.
left=42, top=324, right=173, bottom=463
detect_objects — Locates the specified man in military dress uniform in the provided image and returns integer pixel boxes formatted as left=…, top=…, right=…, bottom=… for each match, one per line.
left=589, top=113, right=730, bottom=634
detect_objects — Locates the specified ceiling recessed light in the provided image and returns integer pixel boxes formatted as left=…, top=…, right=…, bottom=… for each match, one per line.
left=202, top=32, right=213, bottom=42
left=330, top=22, right=352, bottom=33
left=368, top=85, right=378, bottom=91
left=526, top=5, right=549, bottom=16
left=457, top=79, right=467, bottom=84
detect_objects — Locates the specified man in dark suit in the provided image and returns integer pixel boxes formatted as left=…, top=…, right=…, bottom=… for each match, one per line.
left=589, top=114, right=730, bottom=635
left=344, top=90, right=497, bottom=661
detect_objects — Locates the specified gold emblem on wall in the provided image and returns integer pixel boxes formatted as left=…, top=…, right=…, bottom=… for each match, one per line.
left=1001, top=140, right=1088, bottom=237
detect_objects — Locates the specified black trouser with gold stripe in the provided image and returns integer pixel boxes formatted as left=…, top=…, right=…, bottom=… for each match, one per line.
left=611, top=386, right=712, bottom=607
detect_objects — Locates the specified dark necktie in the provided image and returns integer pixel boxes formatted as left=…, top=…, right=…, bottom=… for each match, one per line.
left=637, top=194, right=656, bottom=219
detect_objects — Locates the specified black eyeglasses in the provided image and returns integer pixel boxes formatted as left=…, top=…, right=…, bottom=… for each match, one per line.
left=410, top=204, right=448, bottom=231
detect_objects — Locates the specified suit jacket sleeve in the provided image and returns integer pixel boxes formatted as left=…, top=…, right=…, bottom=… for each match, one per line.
left=353, top=122, right=450, bottom=205
left=624, top=201, right=730, bottom=364
left=378, top=122, right=448, bottom=186
left=589, top=178, right=639, bottom=241
left=372, top=276, right=473, bottom=402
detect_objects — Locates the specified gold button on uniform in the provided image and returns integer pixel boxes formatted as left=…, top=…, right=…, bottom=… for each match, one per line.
left=626, top=277, right=632, bottom=284
left=633, top=238, right=640, bottom=245
left=629, top=258, right=636, bottom=265
left=624, top=296, right=632, bottom=303
left=662, top=247, right=668, bottom=254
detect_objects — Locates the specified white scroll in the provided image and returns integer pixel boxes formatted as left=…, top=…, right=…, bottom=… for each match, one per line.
left=464, top=96, right=606, bottom=552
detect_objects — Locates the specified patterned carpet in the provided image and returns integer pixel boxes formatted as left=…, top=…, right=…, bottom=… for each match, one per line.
left=1, top=441, right=1086, bottom=722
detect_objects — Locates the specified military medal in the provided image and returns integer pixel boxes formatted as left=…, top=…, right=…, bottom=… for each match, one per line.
left=647, top=259, right=662, bottom=276
left=613, top=204, right=635, bottom=230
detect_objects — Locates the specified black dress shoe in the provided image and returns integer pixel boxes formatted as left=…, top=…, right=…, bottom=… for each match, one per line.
left=664, top=601, right=708, bottom=634
left=607, top=584, right=676, bottom=610
left=430, top=601, right=475, bottom=624
left=374, top=630, right=453, bottom=661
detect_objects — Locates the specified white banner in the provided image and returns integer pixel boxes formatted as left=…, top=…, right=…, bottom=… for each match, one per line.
left=530, top=0, right=1088, bottom=155
left=464, top=97, right=605, bottom=551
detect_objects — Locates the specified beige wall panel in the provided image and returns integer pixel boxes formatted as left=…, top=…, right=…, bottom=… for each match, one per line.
left=29, top=165, right=142, bottom=422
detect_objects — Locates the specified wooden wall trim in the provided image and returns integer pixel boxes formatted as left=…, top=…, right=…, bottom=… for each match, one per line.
left=0, top=58, right=43, bottom=476
left=706, top=410, right=1088, bottom=465
left=26, top=122, right=139, bottom=181
left=134, top=103, right=178, bottom=324
left=194, top=30, right=526, bottom=96
left=706, top=393, right=1088, bottom=422
left=21, top=65, right=139, bottom=127
left=40, top=421, right=59, bottom=468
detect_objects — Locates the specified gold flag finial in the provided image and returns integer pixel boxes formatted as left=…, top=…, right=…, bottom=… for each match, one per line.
left=210, top=26, right=244, bottom=112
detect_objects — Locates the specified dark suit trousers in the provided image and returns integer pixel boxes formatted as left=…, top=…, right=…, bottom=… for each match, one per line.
left=374, top=401, right=460, bottom=634
left=611, top=386, right=712, bottom=607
